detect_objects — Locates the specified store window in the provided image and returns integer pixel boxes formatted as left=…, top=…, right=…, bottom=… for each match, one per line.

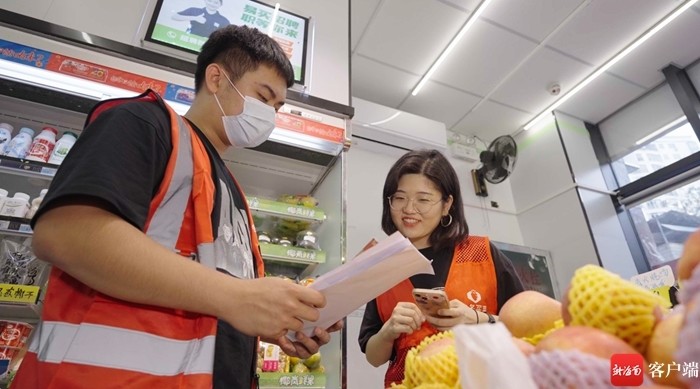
left=629, top=179, right=700, bottom=268
left=613, top=119, right=699, bottom=185
left=595, top=67, right=700, bottom=273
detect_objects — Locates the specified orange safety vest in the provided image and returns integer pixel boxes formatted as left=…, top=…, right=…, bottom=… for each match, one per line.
left=14, top=90, right=265, bottom=389
left=376, top=235, right=497, bottom=388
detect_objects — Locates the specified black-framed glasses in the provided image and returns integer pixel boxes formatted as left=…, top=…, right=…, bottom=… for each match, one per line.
left=387, top=194, right=442, bottom=214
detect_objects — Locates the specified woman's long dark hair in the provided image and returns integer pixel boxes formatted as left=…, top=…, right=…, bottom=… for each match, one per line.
left=381, top=149, right=469, bottom=250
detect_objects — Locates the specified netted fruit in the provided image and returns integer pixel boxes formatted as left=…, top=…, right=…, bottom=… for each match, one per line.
left=402, top=331, right=459, bottom=389
left=564, top=265, right=666, bottom=353
left=529, top=349, right=652, bottom=388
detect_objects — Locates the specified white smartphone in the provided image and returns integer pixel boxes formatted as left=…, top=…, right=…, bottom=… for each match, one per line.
left=412, top=288, right=450, bottom=317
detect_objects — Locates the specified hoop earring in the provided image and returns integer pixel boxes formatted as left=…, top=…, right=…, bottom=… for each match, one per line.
left=440, top=214, right=453, bottom=227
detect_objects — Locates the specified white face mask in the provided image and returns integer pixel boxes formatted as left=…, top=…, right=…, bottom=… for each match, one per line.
left=214, top=71, right=277, bottom=148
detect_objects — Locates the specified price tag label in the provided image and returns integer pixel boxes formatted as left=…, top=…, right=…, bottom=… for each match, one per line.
left=0, top=283, right=40, bottom=304
left=40, top=167, right=57, bottom=176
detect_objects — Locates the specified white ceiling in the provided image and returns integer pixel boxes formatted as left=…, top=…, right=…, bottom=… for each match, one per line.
left=350, top=0, right=700, bottom=142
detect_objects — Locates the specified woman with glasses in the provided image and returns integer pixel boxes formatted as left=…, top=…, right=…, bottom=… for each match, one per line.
left=358, top=149, right=524, bottom=388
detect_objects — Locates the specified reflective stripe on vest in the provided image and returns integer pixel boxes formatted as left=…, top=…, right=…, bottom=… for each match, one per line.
left=376, top=235, right=497, bottom=387
left=12, top=90, right=262, bottom=389
left=28, top=321, right=215, bottom=376
left=144, top=114, right=195, bottom=253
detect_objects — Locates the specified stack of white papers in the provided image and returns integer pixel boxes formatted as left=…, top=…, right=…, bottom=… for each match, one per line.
left=296, top=232, right=434, bottom=337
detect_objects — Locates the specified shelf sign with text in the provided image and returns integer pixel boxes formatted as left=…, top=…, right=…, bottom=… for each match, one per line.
left=144, top=0, right=310, bottom=84
left=630, top=265, right=675, bottom=290
left=0, top=284, right=40, bottom=304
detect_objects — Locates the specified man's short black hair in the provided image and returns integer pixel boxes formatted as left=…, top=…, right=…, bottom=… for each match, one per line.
left=194, top=24, right=294, bottom=91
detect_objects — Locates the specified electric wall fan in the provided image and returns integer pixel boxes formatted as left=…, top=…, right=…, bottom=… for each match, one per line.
left=471, top=135, right=518, bottom=197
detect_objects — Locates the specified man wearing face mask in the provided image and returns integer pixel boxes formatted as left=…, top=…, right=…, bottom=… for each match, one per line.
left=13, top=25, right=342, bottom=389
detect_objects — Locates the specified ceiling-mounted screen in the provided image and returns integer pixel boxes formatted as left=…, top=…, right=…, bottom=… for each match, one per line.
left=144, top=0, right=309, bottom=85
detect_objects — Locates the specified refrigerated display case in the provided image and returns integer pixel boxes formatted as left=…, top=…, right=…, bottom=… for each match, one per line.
left=0, top=10, right=352, bottom=388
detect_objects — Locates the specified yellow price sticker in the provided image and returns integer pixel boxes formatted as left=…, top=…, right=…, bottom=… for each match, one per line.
left=0, top=283, right=40, bottom=304
left=651, top=285, right=672, bottom=308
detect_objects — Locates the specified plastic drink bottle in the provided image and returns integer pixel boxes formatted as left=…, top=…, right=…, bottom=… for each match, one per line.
left=26, top=188, right=48, bottom=219
left=0, top=123, right=13, bottom=155
left=47, top=132, right=78, bottom=165
left=4, top=127, right=35, bottom=159
left=0, top=192, right=30, bottom=218
left=25, top=127, right=58, bottom=162
left=0, top=189, right=7, bottom=214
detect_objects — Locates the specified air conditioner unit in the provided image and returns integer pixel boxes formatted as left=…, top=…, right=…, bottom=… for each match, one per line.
left=351, top=97, right=447, bottom=152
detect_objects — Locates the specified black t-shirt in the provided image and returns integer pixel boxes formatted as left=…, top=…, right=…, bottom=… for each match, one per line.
left=33, top=100, right=256, bottom=388
left=357, top=240, right=524, bottom=354
left=178, top=7, right=230, bottom=38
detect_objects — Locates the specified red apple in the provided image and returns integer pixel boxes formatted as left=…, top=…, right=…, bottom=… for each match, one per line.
left=645, top=311, right=688, bottom=388
left=535, top=325, right=639, bottom=361
left=499, top=290, right=562, bottom=338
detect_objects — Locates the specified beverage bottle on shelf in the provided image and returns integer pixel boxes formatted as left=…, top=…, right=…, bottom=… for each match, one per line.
left=25, top=126, right=58, bottom=162
left=47, top=131, right=78, bottom=165
left=0, top=188, right=8, bottom=213
left=0, top=123, right=13, bottom=155
left=26, top=188, right=48, bottom=219
left=0, top=192, right=30, bottom=218
left=3, top=127, right=34, bottom=159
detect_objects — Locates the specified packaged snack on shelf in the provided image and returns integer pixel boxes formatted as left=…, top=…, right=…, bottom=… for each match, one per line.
left=0, top=321, right=32, bottom=349
left=0, top=238, right=50, bottom=286
left=260, top=342, right=289, bottom=373
left=296, top=230, right=320, bottom=250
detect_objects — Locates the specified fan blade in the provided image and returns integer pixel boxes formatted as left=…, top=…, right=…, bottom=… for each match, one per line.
left=486, top=166, right=510, bottom=183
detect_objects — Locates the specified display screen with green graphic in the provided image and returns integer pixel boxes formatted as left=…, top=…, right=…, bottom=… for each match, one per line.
left=145, top=0, right=309, bottom=84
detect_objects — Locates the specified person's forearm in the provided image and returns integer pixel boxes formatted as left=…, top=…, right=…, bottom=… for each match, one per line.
left=364, top=330, right=394, bottom=367
left=33, top=204, right=239, bottom=319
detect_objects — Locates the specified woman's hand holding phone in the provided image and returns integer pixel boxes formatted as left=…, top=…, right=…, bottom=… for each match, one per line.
left=378, top=302, right=426, bottom=342
left=424, top=299, right=479, bottom=331
left=412, top=288, right=450, bottom=317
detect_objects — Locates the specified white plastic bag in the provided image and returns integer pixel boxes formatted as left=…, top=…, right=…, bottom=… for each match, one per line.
left=453, top=323, right=537, bottom=389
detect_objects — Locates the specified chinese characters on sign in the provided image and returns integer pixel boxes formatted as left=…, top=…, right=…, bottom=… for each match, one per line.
left=0, top=284, right=40, bottom=304
left=277, top=374, right=316, bottom=387
left=285, top=249, right=317, bottom=261
left=286, top=206, right=316, bottom=218
left=241, top=5, right=301, bottom=40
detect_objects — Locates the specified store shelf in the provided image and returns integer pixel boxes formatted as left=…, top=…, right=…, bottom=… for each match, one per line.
left=259, top=372, right=325, bottom=389
left=260, top=244, right=326, bottom=280
left=247, top=196, right=326, bottom=223
left=0, top=301, right=42, bottom=323
left=260, top=244, right=326, bottom=265
left=0, top=156, right=57, bottom=180
left=0, top=216, right=32, bottom=238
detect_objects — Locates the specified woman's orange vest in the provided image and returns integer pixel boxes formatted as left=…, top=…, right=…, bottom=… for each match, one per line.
left=13, top=90, right=264, bottom=389
left=376, top=235, right=497, bottom=388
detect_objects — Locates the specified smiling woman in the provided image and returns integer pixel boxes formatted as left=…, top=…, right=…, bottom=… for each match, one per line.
left=358, top=148, right=526, bottom=388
